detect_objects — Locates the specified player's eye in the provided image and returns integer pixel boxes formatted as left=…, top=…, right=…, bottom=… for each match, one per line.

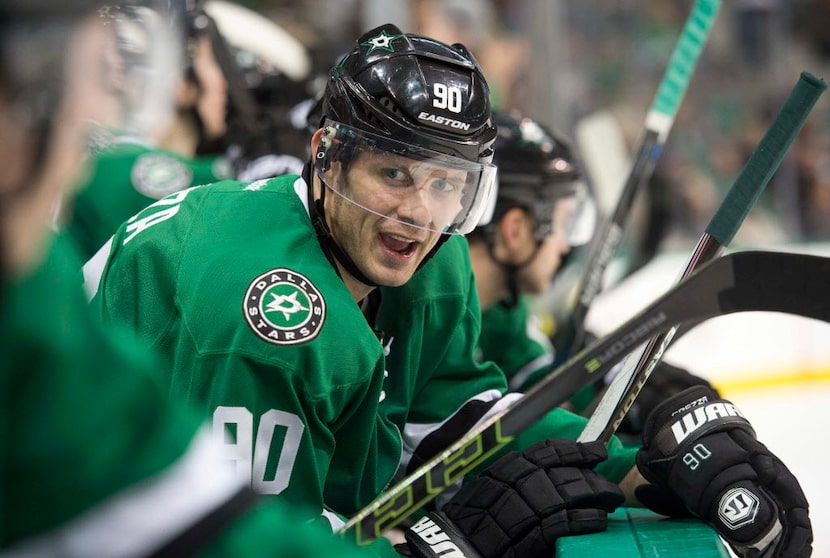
left=380, top=167, right=411, bottom=185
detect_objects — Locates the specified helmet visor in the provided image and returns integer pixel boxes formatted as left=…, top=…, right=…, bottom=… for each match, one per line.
left=555, top=179, right=596, bottom=247
left=529, top=179, right=596, bottom=247
left=101, top=1, right=183, bottom=139
left=315, top=120, right=496, bottom=235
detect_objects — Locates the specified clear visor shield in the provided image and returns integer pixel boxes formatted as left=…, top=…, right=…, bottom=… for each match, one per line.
left=315, top=121, right=497, bottom=235
left=92, top=2, right=183, bottom=140
left=17, top=2, right=184, bottom=148
left=544, top=180, right=597, bottom=247
left=1, top=2, right=181, bottom=168
left=109, top=3, right=182, bottom=139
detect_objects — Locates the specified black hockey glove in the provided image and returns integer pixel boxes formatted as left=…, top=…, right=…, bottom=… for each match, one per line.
left=636, top=386, right=812, bottom=558
left=403, top=439, right=624, bottom=558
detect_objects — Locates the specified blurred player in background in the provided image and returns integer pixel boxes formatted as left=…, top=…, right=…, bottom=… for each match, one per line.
left=469, top=109, right=717, bottom=438
left=0, top=2, right=389, bottom=555
left=204, top=0, right=313, bottom=181
left=62, top=0, right=233, bottom=260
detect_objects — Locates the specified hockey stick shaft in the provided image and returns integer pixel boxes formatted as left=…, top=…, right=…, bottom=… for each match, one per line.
left=341, top=250, right=830, bottom=545
left=561, top=0, right=722, bottom=359
left=579, top=70, right=827, bottom=443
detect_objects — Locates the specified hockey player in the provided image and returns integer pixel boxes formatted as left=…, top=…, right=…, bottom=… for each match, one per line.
left=470, top=109, right=717, bottom=436
left=468, top=109, right=592, bottom=392
left=203, top=0, right=311, bottom=181
left=85, top=23, right=812, bottom=558
left=62, top=0, right=235, bottom=260
left=0, top=2, right=389, bottom=556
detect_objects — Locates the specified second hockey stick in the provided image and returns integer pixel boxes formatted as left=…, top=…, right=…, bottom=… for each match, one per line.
left=556, top=0, right=722, bottom=362
left=578, top=70, right=827, bottom=443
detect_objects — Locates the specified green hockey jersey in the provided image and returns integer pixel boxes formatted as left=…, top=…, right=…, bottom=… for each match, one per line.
left=86, top=174, right=636, bottom=530
left=66, top=138, right=231, bottom=259
left=477, top=296, right=555, bottom=392
left=1, top=235, right=380, bottom=557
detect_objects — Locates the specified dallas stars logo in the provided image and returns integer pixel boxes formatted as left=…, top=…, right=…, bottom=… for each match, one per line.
left=243, top=268, right=326, bottom=345
left=265, top=291, right=308, bottom=321
left=132, top=153, right=192, bottom=199
left=361, top=30, right=404, bottom=53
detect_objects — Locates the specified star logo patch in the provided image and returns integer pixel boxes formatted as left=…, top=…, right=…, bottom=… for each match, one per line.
left=243, top=268, right=326, bottom=345
left=361, top=30, right=404, bottom=53
left=131, top=153, right=192, bottom=199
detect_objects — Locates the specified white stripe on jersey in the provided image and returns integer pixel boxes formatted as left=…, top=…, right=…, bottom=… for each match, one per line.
left=82, top=236, right=113, bottom=301
left=2, top=427, right=246, bottom=558
left=398, top=390, right=524, bottom=506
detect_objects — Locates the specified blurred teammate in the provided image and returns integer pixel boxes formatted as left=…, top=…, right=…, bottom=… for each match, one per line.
left=469, top=109, right=716, bottom=436
left=469, top=109, right=594, bottom=391
left=0, top=2, right=387, bottom=555
left=204, top=0, right=311, bottom=180
left=62, top=0, right=234, bottom=260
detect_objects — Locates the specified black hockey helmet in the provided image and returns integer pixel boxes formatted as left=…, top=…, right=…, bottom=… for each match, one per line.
left=312, top=23, right=498, bottom=236
left=485, top=109, right=595, bottom=246
left=318, top=23, right=496, bottom=164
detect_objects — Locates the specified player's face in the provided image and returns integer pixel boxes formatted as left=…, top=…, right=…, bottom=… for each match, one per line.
left=517, top=198, right=574, bottom=294
left=2, top=4, right=181, bottom=277
left=324, top=150, right=452, bottom=287
left=193, top=36, right=228, bottom=140
left=1, top=14, right=122, bottom=276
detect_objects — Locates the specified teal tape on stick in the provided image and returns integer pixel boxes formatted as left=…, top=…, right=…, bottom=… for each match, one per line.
left=707, top=71, right=827, bottom=245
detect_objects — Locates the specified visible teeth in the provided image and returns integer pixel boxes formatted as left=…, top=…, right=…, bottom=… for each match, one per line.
left=388, top=234, right=415, bottom=243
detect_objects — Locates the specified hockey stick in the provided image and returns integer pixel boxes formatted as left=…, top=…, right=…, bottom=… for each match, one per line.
left=556, top=0, right=722, bottom=363
left=578, top=70, right=827, bottom=443
left=341, top=249, right=830, bottom=546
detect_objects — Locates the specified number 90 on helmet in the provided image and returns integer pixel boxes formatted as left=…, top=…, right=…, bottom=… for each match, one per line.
left=313, top=23, right=498, bottom=235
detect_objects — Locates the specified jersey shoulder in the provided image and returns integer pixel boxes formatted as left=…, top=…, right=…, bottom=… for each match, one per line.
left=104, top=175, right=382, bottom=390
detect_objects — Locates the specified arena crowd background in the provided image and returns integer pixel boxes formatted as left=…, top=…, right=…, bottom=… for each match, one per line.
left=242, top=0, right=830, bottom=251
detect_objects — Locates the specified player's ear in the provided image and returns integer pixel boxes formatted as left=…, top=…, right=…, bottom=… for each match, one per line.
left=494, top=207, right=534, bottom=263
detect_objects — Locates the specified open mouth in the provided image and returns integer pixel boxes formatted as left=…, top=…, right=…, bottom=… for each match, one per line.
left=379, top=232, right=419, bottom=258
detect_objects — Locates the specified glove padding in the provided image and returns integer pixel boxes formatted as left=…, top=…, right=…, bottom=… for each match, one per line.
left=636, top=386, right=812, bottom=557
left=405, top=438, right=624, bottom=558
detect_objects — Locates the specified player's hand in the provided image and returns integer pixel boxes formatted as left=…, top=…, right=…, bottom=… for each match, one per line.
left=404, top=439, right=624, bottom=558
left=636, top=386, right=813, bottom=557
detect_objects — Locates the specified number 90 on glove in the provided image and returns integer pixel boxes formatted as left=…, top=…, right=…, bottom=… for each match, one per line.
left=635, top=386, right=813, bottom=558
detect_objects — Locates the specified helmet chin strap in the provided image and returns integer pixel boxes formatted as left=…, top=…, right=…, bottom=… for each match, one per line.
left=303, top=163, right=380, bottom=288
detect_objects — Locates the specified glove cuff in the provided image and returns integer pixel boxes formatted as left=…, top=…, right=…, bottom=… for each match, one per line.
left=405, top=512, right=483, bottom=558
